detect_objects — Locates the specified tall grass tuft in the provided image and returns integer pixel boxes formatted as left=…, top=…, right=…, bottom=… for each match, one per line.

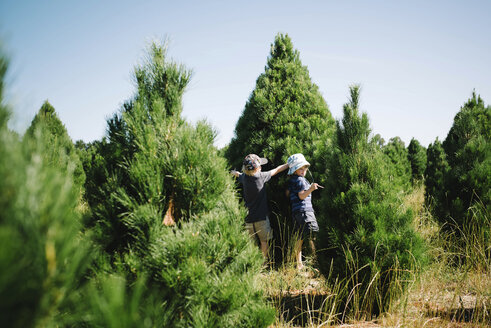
left=460, top=200, right=490, bottom=273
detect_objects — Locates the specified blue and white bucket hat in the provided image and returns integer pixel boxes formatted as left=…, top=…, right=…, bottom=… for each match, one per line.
left=287, top=153, right=310, bottom=175
left=243, top=154, right=268, bottom=171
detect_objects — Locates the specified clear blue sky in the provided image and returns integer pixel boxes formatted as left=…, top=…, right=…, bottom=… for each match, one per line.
left=1, top=0, right=490, bottom=148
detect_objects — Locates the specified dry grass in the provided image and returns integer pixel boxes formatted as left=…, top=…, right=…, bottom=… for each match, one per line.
left=266, top=266, right=490, bottom=327
left=265, top=185, right=490, bottom=327
left=258, top=265, right=327, bottom=296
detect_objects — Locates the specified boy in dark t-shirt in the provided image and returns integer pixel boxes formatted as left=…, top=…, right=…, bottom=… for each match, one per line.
left=286, top=153, right=322, bottom=271
left=231, top=154, right=288, bottom=261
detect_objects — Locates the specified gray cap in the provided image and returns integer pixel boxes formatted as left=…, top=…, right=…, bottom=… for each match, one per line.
left=243, top=154, right=268, bottom=170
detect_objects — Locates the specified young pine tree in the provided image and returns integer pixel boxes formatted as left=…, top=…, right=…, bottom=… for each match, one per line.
left=424, top=138, right=450, bottom=221
left=441, top=92, right=490, bottom=228
left=382, top=136, right=412, bottom=192
left=407, top=138, right=427, bottom=184
left=83, top=41, right=275, bottom=327
left=24, top=101, right=86, bottom=194
left=0, top=52, right=93, bottom=327
left=316, top=86, right=426, bottom=314
left=225, top=33, right=335, bottom=263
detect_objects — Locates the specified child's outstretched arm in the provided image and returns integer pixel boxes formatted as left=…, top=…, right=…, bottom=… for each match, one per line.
left=269, top=163, right=289, bottom=177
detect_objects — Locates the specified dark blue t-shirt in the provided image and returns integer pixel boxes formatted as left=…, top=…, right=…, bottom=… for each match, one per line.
left=238, top=171, right=272, bottom=223
left=288, top=175, right=314, bottom=213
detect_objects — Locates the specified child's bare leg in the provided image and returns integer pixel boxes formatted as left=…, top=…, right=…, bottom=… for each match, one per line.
left=295, top=239, right=303, bottom=270
left=308, top=236, right=317, bottom=265
left=260, top=241, right=269, bottom=260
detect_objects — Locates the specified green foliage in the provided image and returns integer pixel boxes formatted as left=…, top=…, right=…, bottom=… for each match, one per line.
left=137, top=199, right=275, bottom=327
left=77, top=136, right=126, bottom=251
left=79, top=274, right=158, bottom=328
left=424, top=138, right=450, bottom=220
left=75, top=139, right=107, bottom=206
left=425, top=92, right=490, bottom=247
left=83, top=41, right=274, bottom=327
left=225, top=33, right=335, bottom=263
left=24, top=101, right=86, bottom=194
left=316, top=86, right=426, bottom=312
left=83, top=42, right=192, bottom=253
left=441, top=92, right=490, bottom=228
left=382, top=137, right=411, bottom=191
left=0, top=45, right=8, bottom=129
left=227, top=33, right=334, bottom=168
left=0, top=82, right=92, bottom=326
left=407, top=138, right=427, bottom=183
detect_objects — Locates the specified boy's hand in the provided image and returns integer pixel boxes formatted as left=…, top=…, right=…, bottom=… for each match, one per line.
left=299, top=183, right=323, bottom=200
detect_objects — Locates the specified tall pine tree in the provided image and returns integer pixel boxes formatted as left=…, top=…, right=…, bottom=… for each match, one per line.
left=316, top=86, right=426, bottom=314
left=425, top=93, right=490, bottom=232
left=225, top=33, right=335, bottom=263
left=442, top=92, right=490, bottom=228
left=82, top=41, right=275, bottom=327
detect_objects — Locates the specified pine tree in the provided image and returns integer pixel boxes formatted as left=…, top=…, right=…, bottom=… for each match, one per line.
left=0, top=51, right=92, bottom=327
left=225, top=33, right=335, bottom=263
left=75, top=140, right=104, bottom=201
left=316, top=86, right=426, bottom=313
left=226, top=33, right=335, bottom=167
left=24, top=101, right=86, bottom=194
left=407, top=138, right=427, bottom=183
left=442, top=92, right=490, bottom=227
left=382, top=136, right=412, bottom=191
left=424, top=138, right=450, bottom=221
left=83, top=41, right=275, bottom=327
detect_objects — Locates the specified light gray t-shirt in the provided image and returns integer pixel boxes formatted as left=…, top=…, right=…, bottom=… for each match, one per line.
left=238, top=171, right=272, bottom=223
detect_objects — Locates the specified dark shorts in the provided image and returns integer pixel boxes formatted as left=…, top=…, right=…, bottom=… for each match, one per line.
left=293, top=211, right=319, bottom=238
